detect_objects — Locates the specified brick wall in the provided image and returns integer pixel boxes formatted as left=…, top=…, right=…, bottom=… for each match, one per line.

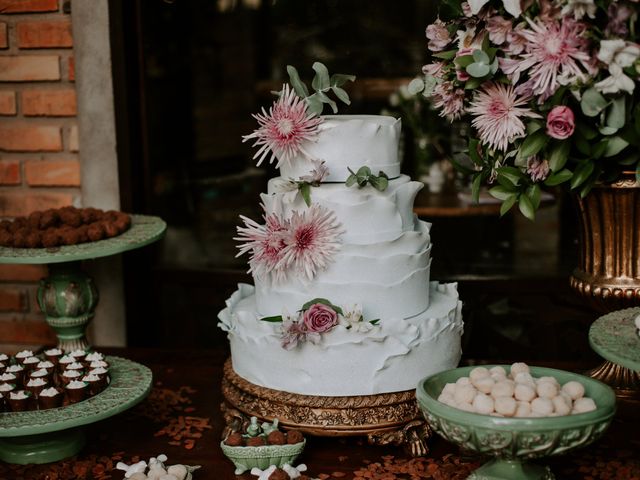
left=0, top=0, right=79, bottom=345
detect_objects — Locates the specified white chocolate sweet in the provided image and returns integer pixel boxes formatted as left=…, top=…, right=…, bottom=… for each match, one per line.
left=473, top=376, right=495, bottom=394
left=510, top=362, right=530, bottom=376
left=536, top=381, right=558, bottom=399
left=469, top=367, right=490, bottom=381
left=573, top=397, right=597, bottom=413
left=490, top=366, right=507, bottom=377
left=515, top=401, right=532, bottom=417
left=454, top=384, right=477, bottom=404
left=562, top=381, right=585, bottom=400
left=494, top=396, right=517, bottom=417
left=438, top=392, right=456, bottom=407
left=491, top=380, right=515, bottom=398
left=538, top=376, right=560, bottom=386
left=457, top=402, right=476, bottom=412
left=514, top=372, right=535, bottom=386
left=456, top=376, right=471, bottom=387
left=531, top=397, right=554, bottom=416
left=473, top=393, right=494, bottom=414
left=552, top=396, right=571, bottom=416
left=514, top=383, right=536, bottom=402
left=442, top=383, right=457, bottom=396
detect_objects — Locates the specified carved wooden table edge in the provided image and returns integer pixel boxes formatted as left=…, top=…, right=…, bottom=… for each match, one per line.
left=221, top=358, right=432, bottom=456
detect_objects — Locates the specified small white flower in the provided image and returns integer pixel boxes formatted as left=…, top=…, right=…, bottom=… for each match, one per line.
left=468, top=0, right=521, bottom=17
left=116, top=461, right=148, bottom=479
left=339, top=304, right=376, bottom=333
left=561, top=0, right=597, bottom=19
left=595, top=39, right=640, bottom=94
left=467, top=0, right=489, bottom=15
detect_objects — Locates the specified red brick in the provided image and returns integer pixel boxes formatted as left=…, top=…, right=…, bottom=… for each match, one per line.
left=67, top=55, right=74, bottom=81
left=25, top=159, right=79, bottom=186
left=22, top=89, right=76, bottom=116
left=0, top=125, right=62, bottom=152
left=0, top=23, right=7, bottom=49
left=17, top=20, right=72, bottom=49
left=68, top=124, right=78, bottom=152
left=0, top=317, right=54, bottom=345
left=0, top=56, right=60, bottom=82
left=0, top=159, right=20, bottom=185
left=0, top=0, right=58, bottom=13
left=0, top=190, right=74, bottom=217
left=0, top=92, right=16, bottom=115
left=0, top=265, right=47, bottom=282
left=0, top=288, right=26, bottom=312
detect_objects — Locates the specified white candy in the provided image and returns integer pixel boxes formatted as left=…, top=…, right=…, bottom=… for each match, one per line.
left=438, top=393, right=456, bottom=407
left=536, top=381, right=558, bottom=399
left=472, top=393, right=495, bottom=414
left=514, top=383, right=536, bottom=402
left=456, top=376, right=471, bottom=387
left=470, top=367, right=490, bottom=381
left=167, top=465, right=188, bottom=480
left=473, top=376, right=495, bottom=394
left=147, top=466, right=167, bottom=480
left=491, top=380, right=515, bottom=398
left=531, top=397, right=554, bottom=416
left=491, top=372, right=508, bottom=382
left=442, top=383, right=457, bottom=396
left=514, top=372, right=535, bottom=386
left=573, top=397, right=597, bottom=413
left=129, top=474, right=148, bottom=480
left=489, top=366, right=507, bottom=377
left=158, top=475, right=178, bottom=480
left=552, top=396, right=571, bottom=416
left=515, top=401, right=531, bottom=417
left=494, top=396, right=517, bottom=417
left=457, top=402, right=476, bottom=413
left=454, top=384, right=477, bottom=404
left=562, top=381, right=585, bottom=400
left=510, top=362, right=530, bottom=377
left=537, top=376, right=560, bottom=386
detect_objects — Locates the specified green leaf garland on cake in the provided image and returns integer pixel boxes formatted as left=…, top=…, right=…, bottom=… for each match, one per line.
left=260, top=299, right=380, bottom=350
left=345, top=166, right=390, bottom=191
left=242, top=63, right=355, bottom=169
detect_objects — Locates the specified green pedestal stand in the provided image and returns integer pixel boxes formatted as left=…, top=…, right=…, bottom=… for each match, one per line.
left=468, top=460, right=554, bottom=480
left=0, top=214, right=166, bottom=350
left=0, top=356, right=152, bottom=464
left=589, top=307, right=640, bottom=373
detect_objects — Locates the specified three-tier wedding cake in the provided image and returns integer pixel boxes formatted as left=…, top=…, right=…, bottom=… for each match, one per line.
left=218, top=74, right=463, bottom=398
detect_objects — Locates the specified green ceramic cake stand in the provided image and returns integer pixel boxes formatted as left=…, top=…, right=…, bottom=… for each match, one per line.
left=589, top=307, right=640, bottom=372
left=0, top=215, right=166, bottom=351
left=0, top=355, right=152, bottom=464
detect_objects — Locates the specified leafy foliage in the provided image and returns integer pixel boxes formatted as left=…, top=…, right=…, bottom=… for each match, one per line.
left=286, top=63, right=355, bottom=116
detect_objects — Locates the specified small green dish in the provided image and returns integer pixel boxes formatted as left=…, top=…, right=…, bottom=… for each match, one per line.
left=220, top=439, right=306, bottom=474
left=416, top=365, right=616, bottom=480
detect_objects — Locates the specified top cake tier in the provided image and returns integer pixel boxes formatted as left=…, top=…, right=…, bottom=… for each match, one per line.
left=279, top=115, right=401, bottom=182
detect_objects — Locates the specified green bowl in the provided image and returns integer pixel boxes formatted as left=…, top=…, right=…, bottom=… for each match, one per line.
left=220, top=439, right=306, bottom=474
left=416, top=365, right=616, bottom=480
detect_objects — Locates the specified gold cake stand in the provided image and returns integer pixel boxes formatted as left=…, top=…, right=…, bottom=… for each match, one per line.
left=221, top=359, right=431, bottom=456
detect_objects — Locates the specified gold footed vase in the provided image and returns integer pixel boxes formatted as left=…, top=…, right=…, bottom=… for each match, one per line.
left=570, top=172, right=640, bottom=411
left=220, top=359, right=431, bottom=457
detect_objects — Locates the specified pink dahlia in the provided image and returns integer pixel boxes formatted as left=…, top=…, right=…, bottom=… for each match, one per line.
left=468, top=82, right=540, bottom=151
left=500, top=18, right=593, bottom=101
left=278, top=205, right=343, bottom=282
left=242, top=84, right=322, bottom=168
left=235, top=212, right=289, bottom=281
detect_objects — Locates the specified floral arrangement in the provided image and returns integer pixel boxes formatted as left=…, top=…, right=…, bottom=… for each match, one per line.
left=261, top=298, right=379, bottom=349
left=235, top=204, right=343, bottom=284
left=414, top=0, right=640, bottom=219
left=273, top=159, right=329, bottom=206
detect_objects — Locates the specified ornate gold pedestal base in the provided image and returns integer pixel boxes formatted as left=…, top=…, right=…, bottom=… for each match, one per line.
left=221, top=359, right=431, bottom=456
left=588, top=361, right=640, bottom=418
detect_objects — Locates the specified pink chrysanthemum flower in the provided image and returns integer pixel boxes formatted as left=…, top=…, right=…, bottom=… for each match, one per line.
left=278, top=205, right=343, bottom=283
left=235, top=212, right=289, bottom=281
left=468, top=82, right=540, bottom=151
left=243, top=84, right=322, bottom=168
left=431, top=81, right=466, bottom=122
left=500, top=18, right=593, bottom=101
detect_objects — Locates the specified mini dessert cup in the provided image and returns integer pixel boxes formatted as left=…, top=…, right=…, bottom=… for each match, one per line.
left=0, top=353, right=8, bottom=364
left=68, top=349, right=88, bottom=364
left=82, top=374, right=104, bottom=396
left=60, top=369, right=83, bottom=386
left=25, top=377, right=48, bottom=398
left=14, top=350, right=34, bottom=365
left=0, top=373, right=17, bottom=386
left=36, top=361, right=56, bottom=378
left=0, top=383, right=16, bottom=409
left=38, top=387, right=64, bottom=410
left=22, top=356, right=40, bottom=372
left=65, top=361, right=84, bottom=373
left=85, top=351, right=105, bottom=363
left=88, top=367, right=109, bottom=390
left=57, top=354, right=75, bottom=372
left=65, top=380, right=88, bottom=404
left=5, top=365, right=25, bottom=387
left=89, top=360, right=110, bottom=372
left=0, top=362, right=6, bottom=375
left=44, top=348, right=63, bottom=366
left=7, top=390, right=33, bottom=412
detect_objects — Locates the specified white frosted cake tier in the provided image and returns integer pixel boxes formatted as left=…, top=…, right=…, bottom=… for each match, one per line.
left=264, top=175, right=422, bottom=244
left=254, top=219, right=432, bottom=319
left=279, top=115, right=401, bottom=182
left=219, top=282, right=463, bottom=396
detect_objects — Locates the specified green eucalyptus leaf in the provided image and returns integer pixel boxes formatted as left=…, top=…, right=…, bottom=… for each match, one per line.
left=497, top=166, right=526, bottom=185
left=544, top=169, right=573, bottom=186
left=465, top=77, right=483, bottom=90
left=518, top=194, right=536, bottom=221
left=316, top=90, right=338, bottom=114
left=527, top=184, right=541, bottom=209
left=489, top=185, right=516, bottom=200
left=570, top=161, right=595, bottom=189
left=299, top=183, right=312, bottom=207
left=407, top=78, right=425, bottom=95
left=607, top=96, right=626, bottom=129
left=490, top=56, right=499, bottom=75
left=287, top=65, right=309, bottom=97
left=466, top=62, right=491, bottom=78
left=500, top=194, right=517, bottom=217
left=311, top=62, right=331, bottom=91
left=454, top=55, right=474, bottom=68
left=577, top=122, right=598, bottom=140
left=301, top=297, right=334, bottom=311
left=331, top=86, right=351, bottom=105
left=345, top=175, right=358, bottom=187
left=472, top=49, right=490, bottom=64
left=599, top=126, right=619, bottom=136
left=330, top=73, right=356, bottom=87
left=373, top=175, right=389, bottom=191
left=471, top=174, right=483, bottom=204
left=604, top=136, right=629, bottom=157
left=261, top=315, right=283, bottom=323
left=423, top=76, right=438, bottom=96
left=518, top=130, right=549, bottom=160
left=581, top=88, right=608, bottom=117
left=305, top=93, right=324, bottom=115
left=432, top=50, right=457, bottom=60
left=357, top=166, right=372, bottom=177
left=549, top=141, right=570, bottom=172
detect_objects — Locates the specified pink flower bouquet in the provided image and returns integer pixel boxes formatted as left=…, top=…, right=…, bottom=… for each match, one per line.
left=415, top=0, right=640, bottom=219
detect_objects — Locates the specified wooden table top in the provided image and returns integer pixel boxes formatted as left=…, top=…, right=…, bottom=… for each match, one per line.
left=1, top=348, right=638, bottom=480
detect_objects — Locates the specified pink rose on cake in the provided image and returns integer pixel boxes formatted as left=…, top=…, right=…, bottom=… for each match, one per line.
left=303, top=303, right=338, bottom=333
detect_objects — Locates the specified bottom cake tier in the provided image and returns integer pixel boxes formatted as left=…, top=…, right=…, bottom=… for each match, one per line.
left=218, top=282, right=463, bottom=396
